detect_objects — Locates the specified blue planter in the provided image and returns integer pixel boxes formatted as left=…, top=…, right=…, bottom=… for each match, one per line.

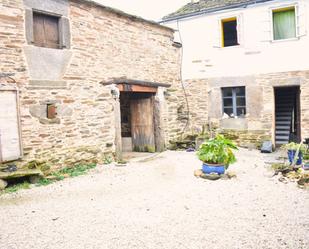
left=287, top=150, right=303, bottom=165
left=202, top=163, right=225, bottom=175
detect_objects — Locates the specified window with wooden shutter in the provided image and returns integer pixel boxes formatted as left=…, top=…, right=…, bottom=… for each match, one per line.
left=33, top=12, right=60, bottom=49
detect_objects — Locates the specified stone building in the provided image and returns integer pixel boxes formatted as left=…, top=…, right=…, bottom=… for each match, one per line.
left=0, top=0, right=185, bottom=170
left=162, top=0, right=309, bottom=147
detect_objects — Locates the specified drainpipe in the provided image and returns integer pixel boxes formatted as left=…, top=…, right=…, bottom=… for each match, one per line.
left=0, top=130, right=3, bottom=162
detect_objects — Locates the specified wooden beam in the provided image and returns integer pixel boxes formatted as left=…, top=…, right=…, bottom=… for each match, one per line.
left=117, top=84, right=157, bottom=93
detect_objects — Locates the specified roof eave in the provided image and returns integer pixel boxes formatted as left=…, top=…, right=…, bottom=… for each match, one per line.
left=161, top=0, right=274, bottom=23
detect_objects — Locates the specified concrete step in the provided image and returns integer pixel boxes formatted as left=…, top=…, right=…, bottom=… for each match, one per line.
left=276, top=116, right=292, bottom=121
left=276, top=140, right=288, bottom=145
left=276, top=130, right=290, bottom=135
left=276, top=111, right=292, bottom=116
left=276, top=135, right=289, bottom=140
left=275, top=101, right=294, bottom=105
left=275, top=107, right=293, bottom=111
left=276, top=125, right=290, bottom=130
left=276, top=120, right=291, bottom=124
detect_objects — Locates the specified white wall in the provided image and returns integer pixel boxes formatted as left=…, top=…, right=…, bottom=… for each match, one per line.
left=162, top=0, right=309, bottom=80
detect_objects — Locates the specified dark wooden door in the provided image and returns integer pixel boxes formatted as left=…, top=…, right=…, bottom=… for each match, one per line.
left=130, top=97, right=155, bottom=152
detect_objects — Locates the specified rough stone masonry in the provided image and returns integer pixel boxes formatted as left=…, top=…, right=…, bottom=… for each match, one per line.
left=0, top=0, right=187, bottom=171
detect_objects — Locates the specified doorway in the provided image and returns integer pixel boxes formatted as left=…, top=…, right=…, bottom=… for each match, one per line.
left=120, top=92, right=156, bottom=153
left=274, top=86, right=301, bottom=146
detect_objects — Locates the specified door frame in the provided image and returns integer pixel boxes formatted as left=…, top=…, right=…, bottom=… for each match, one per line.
left=117, top=83, right=165, bottom=154
left=273, top=85, right=301, bottom=146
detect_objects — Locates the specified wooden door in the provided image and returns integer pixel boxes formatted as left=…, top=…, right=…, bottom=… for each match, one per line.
left=130, top=96, right=155, bottom=152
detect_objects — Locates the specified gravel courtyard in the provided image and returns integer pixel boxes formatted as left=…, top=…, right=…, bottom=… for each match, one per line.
left=1, top=149, right=308, bottom=249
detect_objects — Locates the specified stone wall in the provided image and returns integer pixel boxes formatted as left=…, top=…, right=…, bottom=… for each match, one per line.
left=0, top=0, right=182, bottom=170
left=180, top=71, right=309, bottom=147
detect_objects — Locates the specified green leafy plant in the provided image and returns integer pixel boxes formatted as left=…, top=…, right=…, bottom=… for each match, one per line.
left=36, top=178, right=53, bottom=186
left=103, top=156, right=113, bottom=165
left=281, top=142, right=308, bottom=154
left=58, top=163, right=97, bottom=177
left=197, top=134, right=238, bottom=167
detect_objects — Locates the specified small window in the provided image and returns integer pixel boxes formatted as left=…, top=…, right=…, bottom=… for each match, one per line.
left=47, top=104, right=57, bottom=119
left=222, top=87, right=246, bottom=118
left=33, top=12, right=60, bottom=49
left=272, top=7, right=296, bottom=40
left=222, top=17, right=238, bottom=47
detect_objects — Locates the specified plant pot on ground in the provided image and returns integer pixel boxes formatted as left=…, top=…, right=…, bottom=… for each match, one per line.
left=197, top=134, right=238, bottom=175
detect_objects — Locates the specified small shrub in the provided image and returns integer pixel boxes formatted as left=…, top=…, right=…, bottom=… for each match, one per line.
left=197, top=134, right=238, bottom=167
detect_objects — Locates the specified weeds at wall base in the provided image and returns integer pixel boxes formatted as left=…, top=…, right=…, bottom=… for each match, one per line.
left=1, top=163, right=100, bottom=195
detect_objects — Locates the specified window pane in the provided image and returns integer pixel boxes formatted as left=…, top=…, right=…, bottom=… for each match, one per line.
left=237, top=107, right=246, bottom=116
left=222, top=88, right=233, bottom=97
left=273, top=8, right=296, bottom=40
left=223, top=98, right=233, bottom=107
left=223, top=108, right=233, bottom=116
left=236, top=97, right=246, bottom=107
left=235, top=87, right=245, bottom=96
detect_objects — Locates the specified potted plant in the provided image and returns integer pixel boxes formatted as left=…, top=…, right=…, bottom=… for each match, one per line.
left=197, top=134, right=238, bottom=175
left=281, top=142, right=308, bottom=166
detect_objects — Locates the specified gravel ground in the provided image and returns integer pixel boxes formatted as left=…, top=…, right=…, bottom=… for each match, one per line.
left=0, top=149, right=308, bottom=249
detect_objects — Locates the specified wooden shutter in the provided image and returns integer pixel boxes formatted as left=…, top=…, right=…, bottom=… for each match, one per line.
left=0, top=89, right=22, bottom=162
left=296, top=2, right=307, bottom=37
left=44, top=14, right=60, bottom=48
left=33, top=13, right=46, bottom=47
left=33, top=12, right=60, bottom=49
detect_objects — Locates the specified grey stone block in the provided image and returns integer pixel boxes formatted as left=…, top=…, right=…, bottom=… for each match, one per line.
left=23, top=0, right=69, bottom=16
left=24, top=46, right=72, bottom=81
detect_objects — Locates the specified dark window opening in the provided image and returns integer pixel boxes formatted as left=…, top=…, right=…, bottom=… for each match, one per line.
left=33, top=12, right=60, bottom=49
left=222, top=18, right=238, bottom=47
left=47, top=104, right=57, bottom=119
left=222, top=87, right=246, bottom=117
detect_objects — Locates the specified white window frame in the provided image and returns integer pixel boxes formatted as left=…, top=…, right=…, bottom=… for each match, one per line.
left=269, top=3, right=299, bottom=42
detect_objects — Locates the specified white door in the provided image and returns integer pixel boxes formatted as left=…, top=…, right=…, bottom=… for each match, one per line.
left=0, top=89, right=22, bottom=162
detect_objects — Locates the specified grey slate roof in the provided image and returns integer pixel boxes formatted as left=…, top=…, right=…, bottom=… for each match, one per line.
left=163, top=0, right=273, bottom=21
